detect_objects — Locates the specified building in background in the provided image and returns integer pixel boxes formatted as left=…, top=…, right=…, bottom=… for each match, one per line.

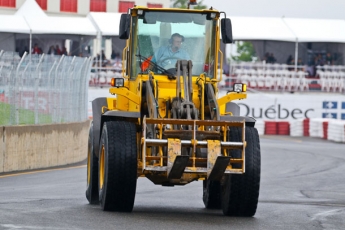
left=0, top=0, right=170, bottom=58
left=0, top=0, right=169, bottom=16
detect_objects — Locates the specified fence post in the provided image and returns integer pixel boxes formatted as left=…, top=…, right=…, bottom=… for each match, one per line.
left=64, top=56, right=76, bottom=123
left=53, top=55, right=64, bottom=123
left=34, top=54, right=45, bottom=124
left=48, top=60, right=57, bottom=118
left=12, top=52, right=27, bottom=125
left=78, top=58, right=90, bottom=120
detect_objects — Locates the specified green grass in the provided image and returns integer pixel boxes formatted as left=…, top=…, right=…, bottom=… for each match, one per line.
left=0, top=102, right=53, bottom=125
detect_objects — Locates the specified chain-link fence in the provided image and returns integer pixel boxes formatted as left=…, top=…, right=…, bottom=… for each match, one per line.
left=0, top=50, right=92, bottom=125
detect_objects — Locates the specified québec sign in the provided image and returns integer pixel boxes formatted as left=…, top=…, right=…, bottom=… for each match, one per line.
left=224, top=92, right=345, bottom=121
left=239, top=103, right=314, bottom=120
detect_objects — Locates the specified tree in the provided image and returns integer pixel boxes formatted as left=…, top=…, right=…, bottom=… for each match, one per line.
left=171, top=0, right=207, bottom=9
left=231, top=41, right=257, bottom=62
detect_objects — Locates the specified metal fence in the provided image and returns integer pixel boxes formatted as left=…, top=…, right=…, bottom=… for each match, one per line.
left=0, top=50, right=92, bottom=125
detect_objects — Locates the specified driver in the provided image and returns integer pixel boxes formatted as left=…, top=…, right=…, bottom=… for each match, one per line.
left=151, top=33, right=190, bottom=68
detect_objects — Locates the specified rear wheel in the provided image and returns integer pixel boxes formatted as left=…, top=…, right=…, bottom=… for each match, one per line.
left=222, top=126, right=261, bottom=217
left=202, top=180, right=221, bottom=209
left=86, top=121, right=99, bottom=204
left=98, top=121, right=137, bottom=212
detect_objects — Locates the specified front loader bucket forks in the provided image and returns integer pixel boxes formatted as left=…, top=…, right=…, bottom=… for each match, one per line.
left=141, top=117, right=246, bottom=181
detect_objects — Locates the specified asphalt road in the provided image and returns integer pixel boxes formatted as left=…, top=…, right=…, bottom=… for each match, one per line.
left=0, top=135, right=344, bottom=230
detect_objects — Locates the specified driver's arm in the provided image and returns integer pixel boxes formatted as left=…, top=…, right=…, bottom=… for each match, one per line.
left=151, top=46, right=164, bottom=64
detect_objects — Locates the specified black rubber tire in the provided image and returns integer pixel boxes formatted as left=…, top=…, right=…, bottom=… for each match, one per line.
left=86, top=121, right=99, bottom=204
left=222, top=126, right=261, bottom=217
left=203, top=180, right=221, bottom=209
left=98, top=121, right=137, bottom=212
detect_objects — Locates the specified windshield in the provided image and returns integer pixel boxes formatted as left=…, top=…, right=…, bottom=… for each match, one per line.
left=130, top=11, right=217, bottom=79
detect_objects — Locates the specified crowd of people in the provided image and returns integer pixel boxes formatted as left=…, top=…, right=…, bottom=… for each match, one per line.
left=263, top=52, right=277, bottom=64
left=261, top=51, right=336, bottom=76
left=46, top=44, right=68, bottom=56
left=17, top=43, right=69, bottom=57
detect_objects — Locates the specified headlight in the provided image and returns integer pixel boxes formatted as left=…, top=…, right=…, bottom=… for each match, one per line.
left=233, top=83, right=247, bottom=92
left=111, top=78, right=124, bottom=88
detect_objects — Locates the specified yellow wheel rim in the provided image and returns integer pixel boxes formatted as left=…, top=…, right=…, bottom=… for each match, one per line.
left=87, top=148, right=91, bottom=186
left=99, top=145, right=105, bottom=189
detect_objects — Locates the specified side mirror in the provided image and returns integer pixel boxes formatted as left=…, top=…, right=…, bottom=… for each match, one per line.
left=119, top=14, right=131, bottom=39
left=221, top=18, right=233, bottom=44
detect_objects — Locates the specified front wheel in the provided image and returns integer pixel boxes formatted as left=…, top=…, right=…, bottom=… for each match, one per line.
left=98, top=120, right=137, bottom=212
left=86, top=121, right=99, bottom=204
left=222, top=126, right=261, bottom=217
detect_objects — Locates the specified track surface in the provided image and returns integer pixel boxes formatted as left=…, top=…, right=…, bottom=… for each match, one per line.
left=0, top=136, right=344, bottom=230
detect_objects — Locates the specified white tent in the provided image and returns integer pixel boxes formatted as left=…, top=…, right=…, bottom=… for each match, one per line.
left=14, top=0, right=97, bottom=36
left=0, top=15, right=30, bottom=34
left=230, top=16, right=345, bottom=43
left=0, top=0, right=97, bottom=55
left=229, top=16, right=345, bottom=66
left=283, top=18, right=345, bottom=43
left=88, top=12, right=122, bottom=36
left=87, top=12, right=126, bottom=57
left=0, top=15, right=31, bottom=51
left=231, top=16, right=296, bottom=42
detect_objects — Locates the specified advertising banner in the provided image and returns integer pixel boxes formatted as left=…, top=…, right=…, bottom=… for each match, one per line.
left=225, top=92, right=345, bottom=121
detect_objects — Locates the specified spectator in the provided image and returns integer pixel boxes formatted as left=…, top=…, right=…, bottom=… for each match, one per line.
left=286, top=55, right=293, bottom=65
left=325, top=52, right=333, bottom=65
left=93, top=54, right=100, bottom=66
left=61, top=47, right=68, bottom=56
left=263, top=52, right=270, bottom=63
left=47, top=45, right=56, bottom=55
left=111, top=50, right=116, bottom=60
left=101, top=50, right=107, bottom=60
left=19, top=46, right=29, bottom=57
left=297, top=58, right=304, bottom=65
left=297, top=58, right=305, bottom=71
left=100, top=50, right=110, bottom=67
left=55, top=45, right=62, bottom=55
left=32, top=43, right=42, bottom=54
left=315, top=54, right=324, bottom=66
left=267, top=53, right=276, bottom=64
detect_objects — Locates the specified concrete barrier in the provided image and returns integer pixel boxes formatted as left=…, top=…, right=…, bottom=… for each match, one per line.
left=0, top=120, right=90, bottom=173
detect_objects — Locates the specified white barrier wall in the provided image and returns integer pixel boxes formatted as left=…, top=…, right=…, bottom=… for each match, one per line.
left=309, top=118, right=329, bottom=138
left=328, top=120, right=345, bottom=142
left=259, top=118, right=345, bottom=143
left=290, top=119, right=304, bottom=137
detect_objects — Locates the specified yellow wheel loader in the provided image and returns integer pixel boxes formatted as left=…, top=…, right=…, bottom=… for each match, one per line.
left=86, top=3, right=261, bottom=217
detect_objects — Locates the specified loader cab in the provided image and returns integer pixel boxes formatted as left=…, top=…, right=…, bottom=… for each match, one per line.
left=119, top=8, right=231, bottom=81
